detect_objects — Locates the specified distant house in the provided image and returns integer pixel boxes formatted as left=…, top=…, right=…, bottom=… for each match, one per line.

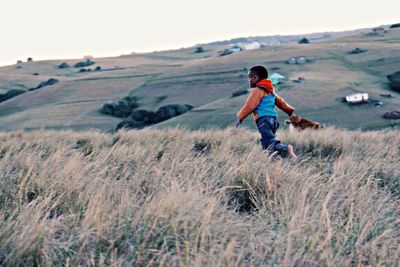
left=269, top=73, right=286, bottom=85
left=296, top=56, right=306, bottom=64
left=287, top=56, right=307, bottom=64
left=229, top=45, right=243, bottom=52
left=372, top=27, right=386, bottom=35
left=244, top=42, right=261, bottom=50
left=287, top=57, right=297, bottom=64
left=346, top=93, right=369, bottom=104
left=17, top=60, right=22, bottom=64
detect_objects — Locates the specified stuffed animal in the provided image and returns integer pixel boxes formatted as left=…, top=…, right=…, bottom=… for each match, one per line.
left=285, top=114, right=322, bottom=131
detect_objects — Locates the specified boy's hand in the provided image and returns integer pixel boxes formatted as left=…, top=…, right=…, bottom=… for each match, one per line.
left=289, top=114, right=300, bottom=124
left=235, top=119, right=242, bottom=128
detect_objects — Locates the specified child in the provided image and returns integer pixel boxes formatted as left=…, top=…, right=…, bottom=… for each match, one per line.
left=236, top=65, right=297, bottom=158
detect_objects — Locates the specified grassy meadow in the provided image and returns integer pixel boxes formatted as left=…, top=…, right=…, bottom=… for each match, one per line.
left=0, top=28, right=399, bottom=131
left=0, top=127, right=399, bottom=266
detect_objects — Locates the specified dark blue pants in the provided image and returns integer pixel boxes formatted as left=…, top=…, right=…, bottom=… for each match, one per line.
left=256, top=116, right=288, bottom=157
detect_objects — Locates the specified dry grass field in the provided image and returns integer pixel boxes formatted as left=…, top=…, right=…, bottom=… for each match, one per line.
left=0, top=126, right=399, bottom=266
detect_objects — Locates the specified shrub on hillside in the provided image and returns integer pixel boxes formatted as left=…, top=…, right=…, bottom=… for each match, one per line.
left=387, top=71, right=400, bottom=92
left=116, top=120, right=145, bottom=130
left=382, top=110, right=400, bottom=119
left=298, top=37, right=310, bottom=44
left=154, top=104, right=193, bottom=122
left=348, top=47, right=368, bottom=54
left=58, top=62, right=70, bottom=69
left=131, top=109, right=156, bottom=124
left=101, top=97, right=139, bottom=118
left=390, top=23, right=400, bottom=29
left=74, top=59, right=95, bottom=68
left=195, top=47, right=205, bottom=53
left=29, top=78, right=59, bottom=91
left=0, top=89, right=25, bottom=103
left=117, top=104, right=193, bottom=130
left=219, top=49, right=233, bottom=56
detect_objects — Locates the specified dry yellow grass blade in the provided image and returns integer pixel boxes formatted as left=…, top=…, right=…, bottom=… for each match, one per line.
left=0, top=126, right=399, bottom=266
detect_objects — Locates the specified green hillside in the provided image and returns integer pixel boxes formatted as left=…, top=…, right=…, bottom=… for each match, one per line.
left=0, top=28, right=399, bottom=131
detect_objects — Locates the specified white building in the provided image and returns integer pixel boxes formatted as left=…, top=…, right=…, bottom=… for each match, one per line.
left=244, top=42, right=261, bottom=50
left=346, top=93, right=369, bottom=103
left=296, top=56, right=306, bottom=64
left=288, top=57, right=297, bottom=64
left=229, top=45, right=243, bottom=52
left=269, top=73, right=286, bottom=85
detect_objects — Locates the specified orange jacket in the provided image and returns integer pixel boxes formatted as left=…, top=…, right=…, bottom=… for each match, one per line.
left=236, top=79, right=295, bottom=122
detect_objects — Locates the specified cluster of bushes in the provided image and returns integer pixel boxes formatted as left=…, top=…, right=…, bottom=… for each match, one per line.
left=383, top=110, right=400, bottom=119
left=195, top=47, right=205, bottom=53
left=390, top=23, right=400, bottom=29
left=0, top=89, right=25, bottom=103
left=58, top=62, right=70, bottom=69
left=116, top=104, right=193, bottom=130
left=100, top=96, right=139, bottom=118
left=387, top=71, right=400, bottom=92
left=219, top=49, right=233, bottom=56
left=74, top=59, right=95, bottom=68
left=298, top=37, right=310, bottom=44
left=79, top=66, right=101, bottom=73
left=348, top=47, right=368, bottom=54
left=29, top=78, right=59, bottom=91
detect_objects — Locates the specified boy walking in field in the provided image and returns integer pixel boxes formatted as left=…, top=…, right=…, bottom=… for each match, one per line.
left=236, top=66, right=297, bottom=158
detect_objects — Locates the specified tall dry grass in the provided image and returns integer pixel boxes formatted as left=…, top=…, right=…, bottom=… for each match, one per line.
left=0, top=127, right=399, bottom=266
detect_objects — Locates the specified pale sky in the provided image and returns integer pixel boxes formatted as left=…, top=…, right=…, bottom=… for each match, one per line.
left=1, top=0, right=399, bottom=66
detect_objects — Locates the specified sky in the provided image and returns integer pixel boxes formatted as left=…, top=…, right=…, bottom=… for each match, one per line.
left=1, top=0, right=399, bottom=66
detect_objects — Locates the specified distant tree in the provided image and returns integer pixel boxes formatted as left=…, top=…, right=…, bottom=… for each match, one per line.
left=219, top=49, right=233, bottom=56
left=390, top=23, right=400, bottom=29
left=348, top=48, right=368, bottom=55
left=29, top=78, right=59, bottom=91
left=387, top=71, right=400, bottom=92
left=58, top=62, right=70, bottom=69
left=195, top=47, right=205, bottom=53
left=0, top=89, right=25, bottom=103
left=298, top=37, right=310, bottom=44
left=74, top=59, right=95, bottom=68
left=27, top=57, right=33, bottom=62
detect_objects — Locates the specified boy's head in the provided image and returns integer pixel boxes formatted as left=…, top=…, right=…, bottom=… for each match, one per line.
left=248, top=66, right=268, bottom=88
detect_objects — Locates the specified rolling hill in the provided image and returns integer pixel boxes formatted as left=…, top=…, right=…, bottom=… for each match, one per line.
left=0, top=27, right=399, bottom=131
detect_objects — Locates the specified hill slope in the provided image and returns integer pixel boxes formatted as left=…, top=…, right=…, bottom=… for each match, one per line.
left=0, top=28, right=399, bottom=131
left=0, top=127, right=399, bottom=265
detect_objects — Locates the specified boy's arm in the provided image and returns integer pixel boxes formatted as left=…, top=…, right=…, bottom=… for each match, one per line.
left=236, top=89, right=264, bottom=121
left=275, top=94, right=295, bottom=116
